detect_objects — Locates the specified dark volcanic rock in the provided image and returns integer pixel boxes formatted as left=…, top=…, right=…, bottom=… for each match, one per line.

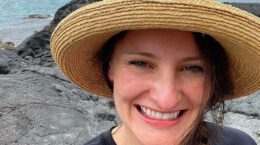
left=50, top=0, right=101, bottom=27
left=0, top=49, right=25, bottom=74
left=16, top=0, right=101, bottom=66
left=228, top=3, right=260, bottom=17
left=17, top=30, right=51, bottom=58
left=0, top=60, right=10, bottom=74
left=0, top=66, right=118, bottom=145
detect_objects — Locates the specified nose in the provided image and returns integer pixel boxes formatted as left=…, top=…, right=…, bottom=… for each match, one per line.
left=150, top=71, right=181, bottom=110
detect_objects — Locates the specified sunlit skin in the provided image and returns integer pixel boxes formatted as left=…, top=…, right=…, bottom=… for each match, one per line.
left=108, top=29, right=211, bottom=145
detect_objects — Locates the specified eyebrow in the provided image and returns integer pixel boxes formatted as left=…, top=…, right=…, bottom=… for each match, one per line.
left=126, top=52, right=205, bottom=62
left=182, top=56, right=205, bottom=62
left=126, top=52, right=159, bottom=59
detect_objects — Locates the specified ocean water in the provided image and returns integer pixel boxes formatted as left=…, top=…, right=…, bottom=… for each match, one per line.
left=0, top=0, right=70, bottom=46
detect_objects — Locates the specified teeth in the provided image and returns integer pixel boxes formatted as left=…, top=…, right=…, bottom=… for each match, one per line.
left=140, top=106, right=180, bottom=120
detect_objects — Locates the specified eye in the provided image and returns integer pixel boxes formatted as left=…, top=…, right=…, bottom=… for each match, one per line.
left=181, top=65, right=204, bottom=73
left=129, top=60, right=153, bottom=69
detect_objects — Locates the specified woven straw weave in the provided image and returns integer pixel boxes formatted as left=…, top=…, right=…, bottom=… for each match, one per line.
left=51, top=0, right=260, bottom=99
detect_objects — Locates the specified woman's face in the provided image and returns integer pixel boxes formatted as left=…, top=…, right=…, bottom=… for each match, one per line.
left=108, top=29, right=210, bottom=145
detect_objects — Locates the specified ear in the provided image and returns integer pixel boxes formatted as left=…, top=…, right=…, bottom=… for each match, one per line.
left=108, top=62, right=114, bottom=82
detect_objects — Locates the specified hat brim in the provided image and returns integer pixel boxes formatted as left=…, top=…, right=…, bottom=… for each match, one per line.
left=51, top=0, right=260, bottom=99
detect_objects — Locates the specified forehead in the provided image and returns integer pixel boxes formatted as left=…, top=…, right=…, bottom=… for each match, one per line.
left=114, top=29, right=202, bottom=58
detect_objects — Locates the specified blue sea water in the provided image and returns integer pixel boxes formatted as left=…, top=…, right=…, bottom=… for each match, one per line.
left=0, top=0, right=70, bottom=45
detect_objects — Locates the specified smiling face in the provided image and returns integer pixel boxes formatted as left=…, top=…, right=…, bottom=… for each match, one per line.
left=108, top=29, right=211, bottom=145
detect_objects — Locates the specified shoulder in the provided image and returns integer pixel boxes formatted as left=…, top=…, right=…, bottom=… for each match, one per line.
left=83, top=127, right=116, bottom=145
left=206, top=122, right=257, bottom=145
left=83, top=134, right=105, bottom=145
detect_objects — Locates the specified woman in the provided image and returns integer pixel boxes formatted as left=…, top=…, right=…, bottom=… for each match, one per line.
left=50, top=0, right=259, bottom=145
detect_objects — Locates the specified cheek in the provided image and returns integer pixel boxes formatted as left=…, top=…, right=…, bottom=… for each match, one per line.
left=112, top=68, right=149, bottom=121
left=113, top=68, right=149, bottom=101
left=181, top=79, right=209, bottom=106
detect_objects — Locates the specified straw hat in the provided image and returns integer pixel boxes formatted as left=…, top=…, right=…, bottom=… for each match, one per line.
left=51, top=0, right=260, bottom=99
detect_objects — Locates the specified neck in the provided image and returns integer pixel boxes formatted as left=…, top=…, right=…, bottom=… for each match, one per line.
left=112, top=124, right=144, bottom=145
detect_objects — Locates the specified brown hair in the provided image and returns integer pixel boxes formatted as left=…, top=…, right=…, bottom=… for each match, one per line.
left=180, top=33, right=234, bottom=145
left=96, top=30, right=233, bottom=145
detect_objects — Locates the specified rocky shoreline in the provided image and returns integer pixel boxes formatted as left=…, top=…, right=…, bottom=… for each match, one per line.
left=0, top=0, right=259, bottom=145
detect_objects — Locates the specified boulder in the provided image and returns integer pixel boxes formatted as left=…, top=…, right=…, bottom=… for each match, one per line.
left=0, top=59, right=10, bottom=74
left=0, top=41, right=15, bottom=50
left=16, top=29, right=53, bottom=65
left=0, top=49, right=25, bottom=74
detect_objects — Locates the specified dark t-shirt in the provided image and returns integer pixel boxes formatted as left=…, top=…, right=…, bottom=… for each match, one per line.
left=83, top=122, right=257, bottom=145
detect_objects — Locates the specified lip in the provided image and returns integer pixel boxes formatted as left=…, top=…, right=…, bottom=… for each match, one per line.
left=134, top=104, right=186, bottom=128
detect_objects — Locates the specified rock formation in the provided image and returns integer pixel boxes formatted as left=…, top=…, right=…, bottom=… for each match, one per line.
left=225, top=3, right=260, bottom=16
left=0, top=41, right=16, bottom=50
left=23, top=14, right=51, bottom=19
left=0, top=1, right=259, bottom=145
